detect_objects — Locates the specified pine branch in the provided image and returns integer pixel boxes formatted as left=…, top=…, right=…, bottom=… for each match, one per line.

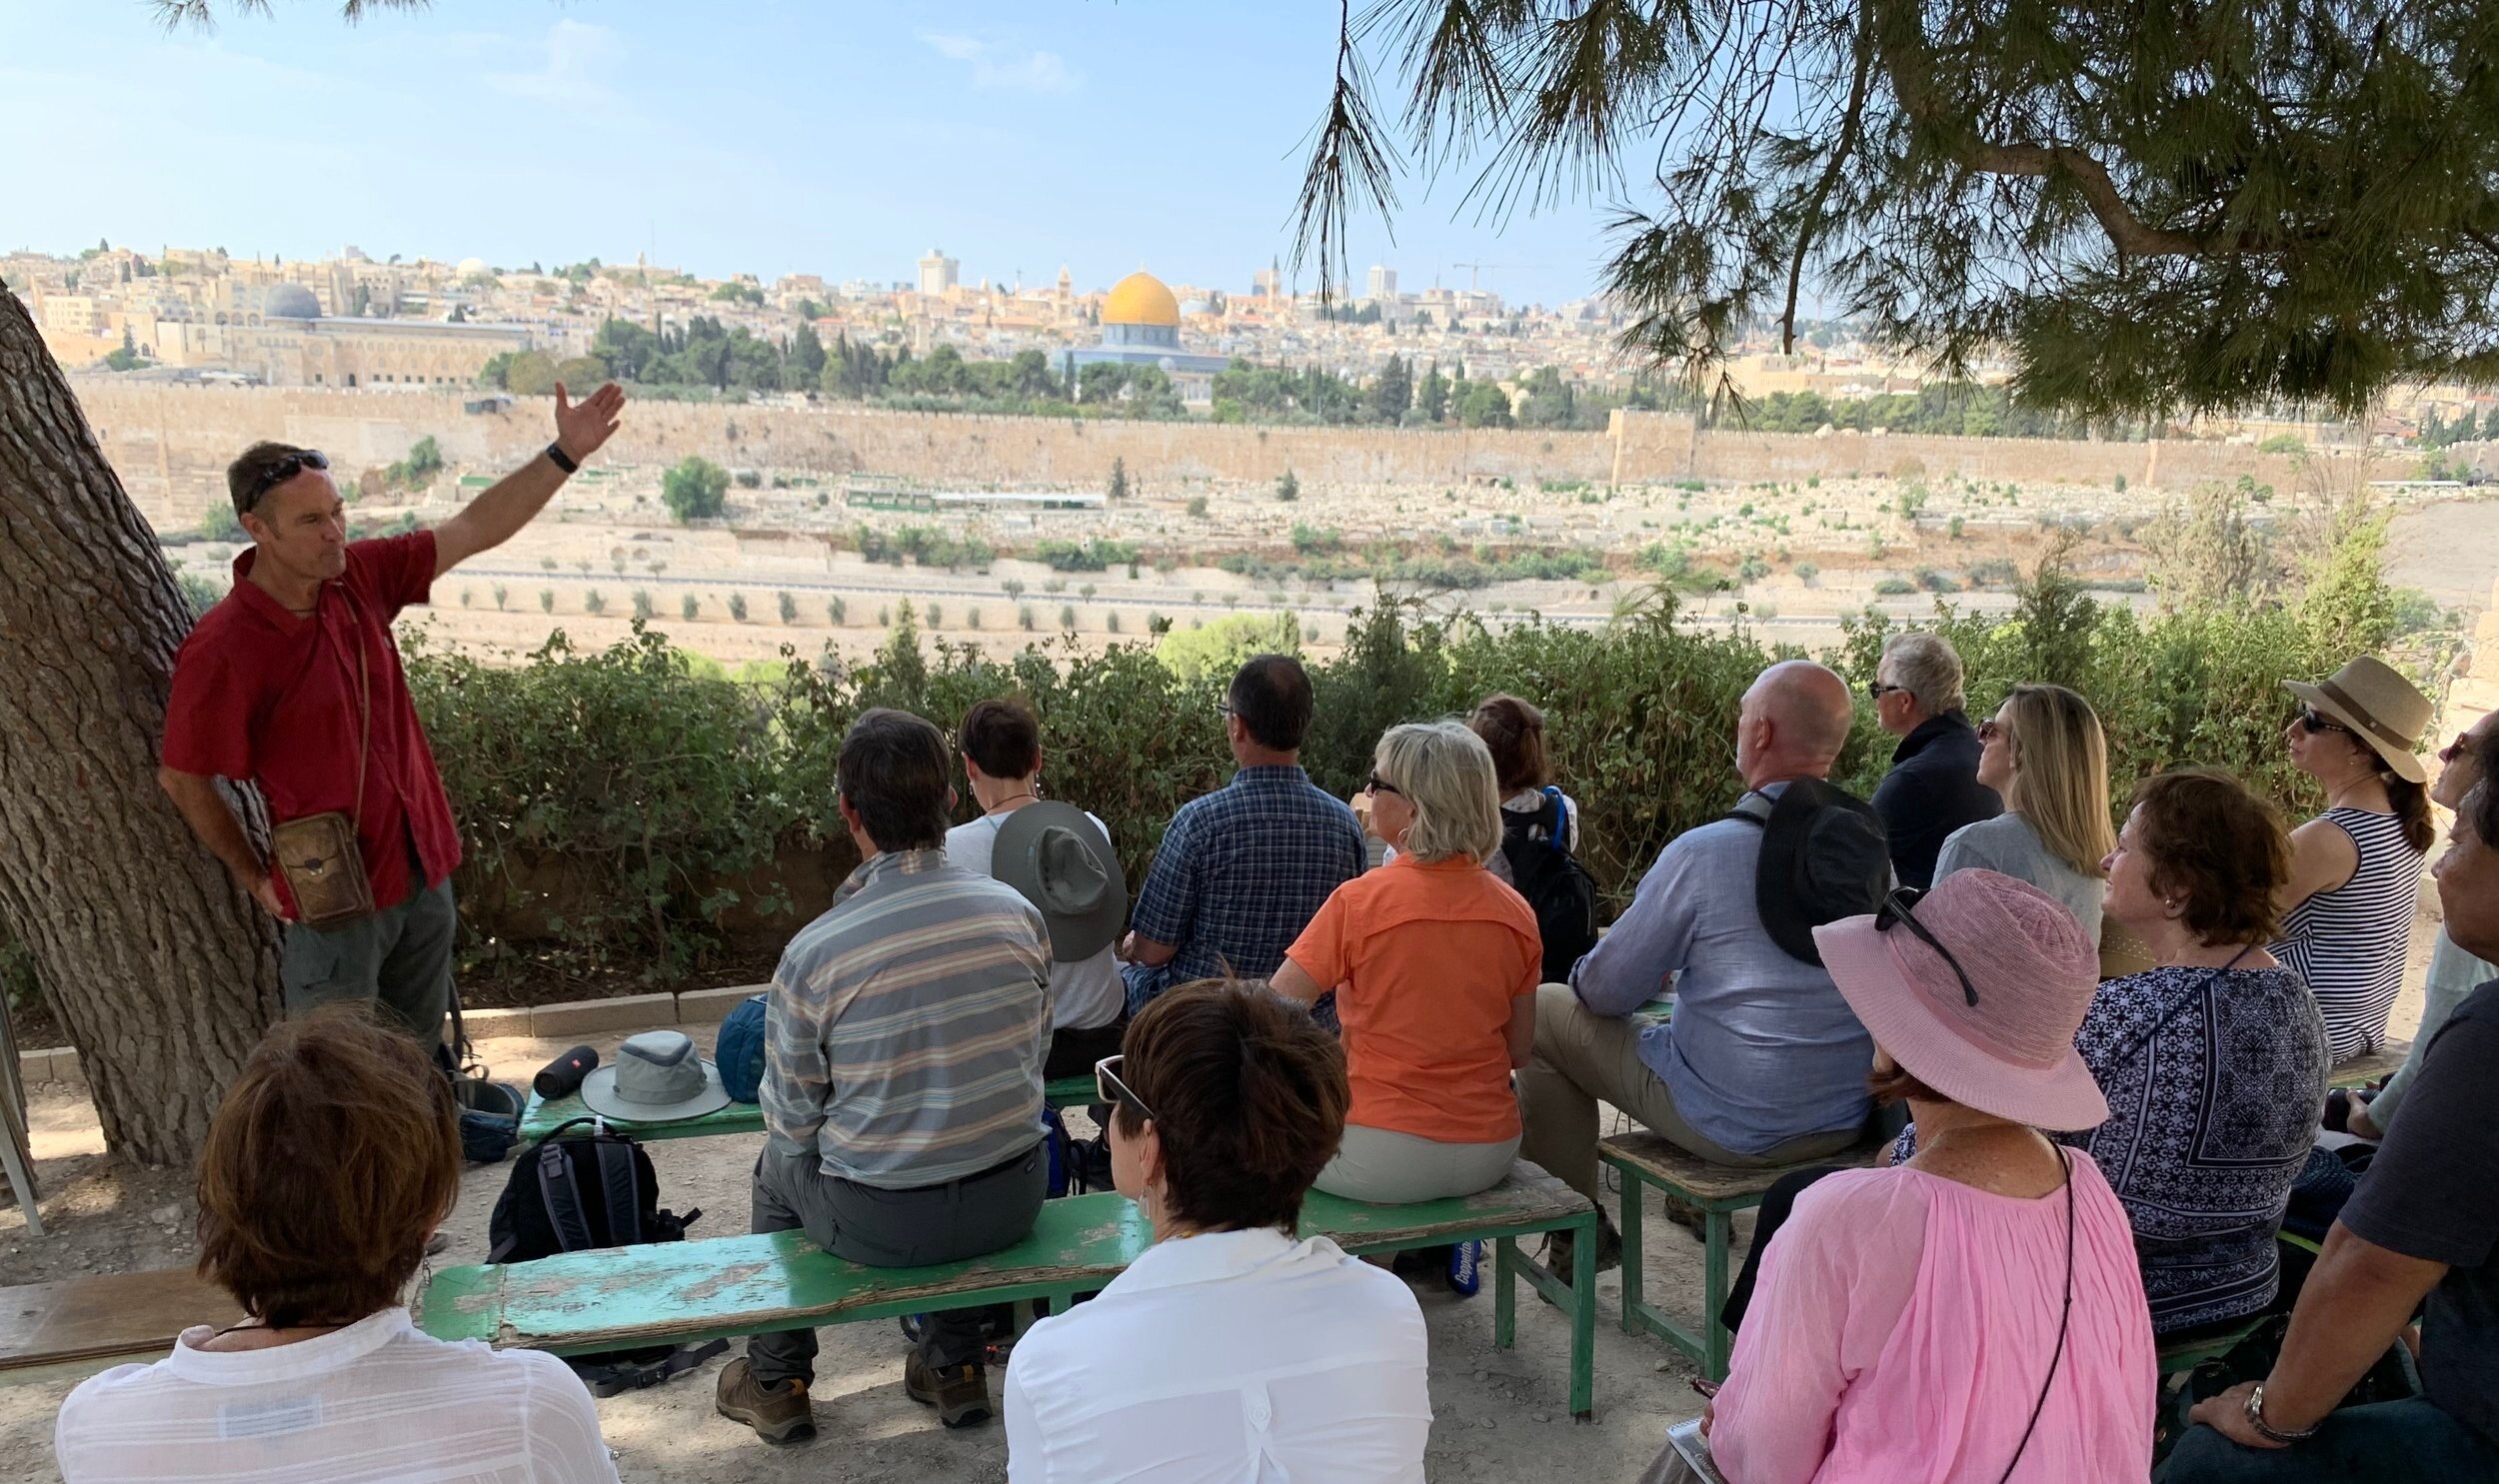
left=154, top=0, right=429, bottom=27
left=1289, top=0, right=1404, bottom=302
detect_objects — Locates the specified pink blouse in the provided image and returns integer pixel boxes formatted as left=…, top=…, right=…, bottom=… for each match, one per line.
left=1710, top=1155, right=2156, bottom=1484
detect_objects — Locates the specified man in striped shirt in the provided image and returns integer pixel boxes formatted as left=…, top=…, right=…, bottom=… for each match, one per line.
left=717, top=709, right=1053, bottom=1444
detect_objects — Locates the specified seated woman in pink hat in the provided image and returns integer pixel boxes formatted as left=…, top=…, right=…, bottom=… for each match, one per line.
left=1701, top=869, right=2158, bottom=1484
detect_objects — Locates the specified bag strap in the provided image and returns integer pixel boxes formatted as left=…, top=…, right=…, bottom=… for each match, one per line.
left=593, top=1139, right=643, bottom=1244
left=317, top=583, right=375, bottom=839
left=533, top=1139, right=599, bottom=1253
left=1723, top=790, right=1773, bottom=827
left=1994, top=1148, right=2076, bottom=1484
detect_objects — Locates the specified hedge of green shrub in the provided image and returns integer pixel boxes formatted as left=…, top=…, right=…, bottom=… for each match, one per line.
left=398, top=523, right=2423, bottom=980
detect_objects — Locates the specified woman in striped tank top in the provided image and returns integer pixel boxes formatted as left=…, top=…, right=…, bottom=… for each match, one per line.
left=2274, top=657, right=2435, bottom=1062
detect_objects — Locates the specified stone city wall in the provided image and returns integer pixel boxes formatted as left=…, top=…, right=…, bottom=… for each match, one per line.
left=66, top=379, right=2365, bottom=531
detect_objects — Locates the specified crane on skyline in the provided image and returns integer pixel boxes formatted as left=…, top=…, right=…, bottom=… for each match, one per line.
left=1445, top=261, right=1550, bottom=293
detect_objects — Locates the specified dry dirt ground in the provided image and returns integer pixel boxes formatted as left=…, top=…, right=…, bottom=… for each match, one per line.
left=0, top=1019, right=1722, bottom=1484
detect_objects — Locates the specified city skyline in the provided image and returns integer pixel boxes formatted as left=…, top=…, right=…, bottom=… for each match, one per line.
left=3, top=0, right=1621, bottom=309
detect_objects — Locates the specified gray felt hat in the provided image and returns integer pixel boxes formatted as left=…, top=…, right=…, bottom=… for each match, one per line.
left=991, top=801, right=1128, bottom=961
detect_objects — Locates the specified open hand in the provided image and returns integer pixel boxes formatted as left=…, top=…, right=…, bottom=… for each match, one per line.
left=552, top=382, right=627, bottom=465
left=2188, top=1382, right=2289, bottom=1450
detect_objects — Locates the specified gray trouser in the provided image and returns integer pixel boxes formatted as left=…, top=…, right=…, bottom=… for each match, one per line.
left=746, top=1141, right=1046, bottom=1386
left=1315, top=1122, right=1519, bottom=1204
left=1516, top=983, right=1865, bottom=1206
left=279, top=874, right=456, bottom=1045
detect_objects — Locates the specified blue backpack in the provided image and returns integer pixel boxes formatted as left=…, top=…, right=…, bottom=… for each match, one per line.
left=716, top=992, right=769, bottom=1103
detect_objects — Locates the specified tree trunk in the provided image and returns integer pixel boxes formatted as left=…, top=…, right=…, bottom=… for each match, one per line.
left=0, top=278, right=277, bottom=1166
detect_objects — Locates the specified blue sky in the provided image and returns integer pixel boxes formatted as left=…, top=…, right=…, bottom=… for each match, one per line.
left=2, top=1, right=1621, bottom=307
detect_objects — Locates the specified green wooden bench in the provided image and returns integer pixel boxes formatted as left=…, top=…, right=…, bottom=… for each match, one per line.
left=516, top=1074, right=1102, bottom=1143
left=1597, top=1127, right=1888, bottom=1383
left=419, top=1163, right=1602, bottom=1418
left=2156, top=1314, right=2267, bottom=1378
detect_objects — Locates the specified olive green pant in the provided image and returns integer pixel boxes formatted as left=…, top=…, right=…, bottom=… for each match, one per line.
left=279, top=875, right=455, bottom=1045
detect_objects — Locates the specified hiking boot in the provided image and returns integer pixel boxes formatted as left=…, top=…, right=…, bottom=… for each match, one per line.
left=1660, top=1190, right=1712, bottom=1243
left=905, top=1352, right=993, bottom=1428
left=715, top=1357, right=816, bottom=1445
left=1539, top=1214, right=1622, bottom=1281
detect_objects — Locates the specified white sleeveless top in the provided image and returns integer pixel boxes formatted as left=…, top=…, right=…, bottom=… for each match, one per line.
left=2271, top=806, right=2423, bottom=1062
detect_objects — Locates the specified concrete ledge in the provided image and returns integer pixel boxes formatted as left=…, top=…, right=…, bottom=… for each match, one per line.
left=526, top=991, right=681, bottom=1037
left=675, top=983, right=765, bottom=1025
left=17, top=981, right=781, bottom=1086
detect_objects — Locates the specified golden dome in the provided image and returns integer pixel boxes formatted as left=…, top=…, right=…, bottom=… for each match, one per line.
left=1103, top=271, right=1182, bottom=328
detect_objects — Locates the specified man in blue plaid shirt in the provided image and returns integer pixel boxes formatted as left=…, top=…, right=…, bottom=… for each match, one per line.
left=1120, top=655, right=1367, bottom=1010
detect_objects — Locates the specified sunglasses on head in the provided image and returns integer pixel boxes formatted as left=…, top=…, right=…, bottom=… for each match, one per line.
left=1874, top=886, right=1980, bottom=1007
left=240, top=449, right=330, bottom=514
left=1095, top=1054, right=1157, bottom=1122
left=2298, top=708, right=2352, bottom=738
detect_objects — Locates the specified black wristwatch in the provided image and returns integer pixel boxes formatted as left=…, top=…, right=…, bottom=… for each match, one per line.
left=544, top=442, right=580, bottom=475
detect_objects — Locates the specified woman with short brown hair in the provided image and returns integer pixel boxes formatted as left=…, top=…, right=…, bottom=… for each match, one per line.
left=1003, top=979, right=1430, bottom=1482
left=2077, top=768, right=2328, bottom=1336
left=55, top=1010, right=620, bottom=1483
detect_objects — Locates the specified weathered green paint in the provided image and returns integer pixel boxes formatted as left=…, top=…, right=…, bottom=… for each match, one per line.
left=2328, top=1043, right=2405, bottom=1090
left=419, top=1194, right=1153, bottom=1353
left=419, top=1162, right=1601, bottom=1415
left=516, top=1074, right=1101, bottom=1143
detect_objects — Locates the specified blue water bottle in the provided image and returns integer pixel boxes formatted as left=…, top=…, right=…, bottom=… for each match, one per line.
left=1445, top=1238, right=1483, bottom=1297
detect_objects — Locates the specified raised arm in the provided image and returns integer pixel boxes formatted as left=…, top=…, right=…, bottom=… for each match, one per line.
left=433, top=382, right=626, bottom=578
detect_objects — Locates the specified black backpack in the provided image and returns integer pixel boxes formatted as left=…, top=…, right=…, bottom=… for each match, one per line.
left=1499, top=788, right=1600, bottom=984
left=484, top=1118, right=724, bottom=1395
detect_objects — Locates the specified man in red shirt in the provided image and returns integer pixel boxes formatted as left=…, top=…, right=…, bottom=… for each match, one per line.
left=158, top=382, right=626, bottom=1041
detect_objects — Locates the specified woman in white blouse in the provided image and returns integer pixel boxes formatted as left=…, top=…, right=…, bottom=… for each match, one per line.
left=55, top=1010, right=619, bottom=1484
left=1005, top=978, right=1431, bottom=1483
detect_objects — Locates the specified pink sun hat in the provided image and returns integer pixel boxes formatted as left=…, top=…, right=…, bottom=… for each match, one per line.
left=1811, top=868, right=2109, bottom=1131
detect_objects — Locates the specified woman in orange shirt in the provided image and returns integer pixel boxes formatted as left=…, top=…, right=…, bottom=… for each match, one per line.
left=1271, top=722, right=1542, bottom=1202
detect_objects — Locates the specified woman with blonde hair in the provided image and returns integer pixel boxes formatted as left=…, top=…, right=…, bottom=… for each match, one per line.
left=1935, top=683, right=2114, bottom=943
left=1271, top=721, right=1541, bottom=1203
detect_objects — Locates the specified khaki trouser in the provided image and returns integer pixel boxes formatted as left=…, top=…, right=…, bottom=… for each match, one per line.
left=1515, top=983, right=1865, bottom=1205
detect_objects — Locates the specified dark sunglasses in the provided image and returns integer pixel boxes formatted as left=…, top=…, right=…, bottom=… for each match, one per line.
left=2298, top=708, right=2352, bottom=738
left=1364, top=771, right=1401, bottom=796
left=1975, top=719, right=2004, bottom=743
left=1865, top=682, right=1904, bottom=702
left=239, top=449, right=330, bottom=514
left=1874, top=887, right=1980, bottom=1007
left=2441, top=732, right=2477, bottom=762
left=1095, top=1054, right=1157, bottom=1122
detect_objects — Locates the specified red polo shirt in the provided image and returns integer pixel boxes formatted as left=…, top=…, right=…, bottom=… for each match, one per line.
left=162, top=533, right=461, bottom=918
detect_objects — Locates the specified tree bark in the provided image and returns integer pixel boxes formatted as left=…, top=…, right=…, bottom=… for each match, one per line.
left=0, top=278, right=277, bottom=1166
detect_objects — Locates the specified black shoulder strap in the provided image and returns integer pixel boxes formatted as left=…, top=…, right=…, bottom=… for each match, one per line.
left=1724, top=790, right=1773, bottom=826
left=593, top=1139, right=643, bottom=1245
left=534, top=1139, right=598, bottom=1253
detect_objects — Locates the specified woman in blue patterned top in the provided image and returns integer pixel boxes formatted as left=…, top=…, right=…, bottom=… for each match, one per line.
left=2079, top=768, right=2329, bottom=1336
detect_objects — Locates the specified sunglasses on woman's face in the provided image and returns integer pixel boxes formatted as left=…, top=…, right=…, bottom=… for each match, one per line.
left=1095, top=1054, right=1157, bottom=1122
left=1975, top=719, right=2005, bottom=743
left=1874, top=887, right=1980, bottom=1007
left=1363, top=772, right=1402, bottom=796
left=2298, top=709, right=2352, bottom=737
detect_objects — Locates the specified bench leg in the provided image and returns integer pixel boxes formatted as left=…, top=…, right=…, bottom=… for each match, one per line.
left=1701, top=1208, right=1731, bottom=1384
left=1493, top=1236, right=1517, bottom=1349
left=1570, top=1215, right=1595, bottom=1421
left=1616, top=1173, right=1644, bottom=1336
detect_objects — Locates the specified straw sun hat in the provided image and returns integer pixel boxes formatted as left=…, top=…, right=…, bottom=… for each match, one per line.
left=1812, top=869, right=2108, bottom=1131
left=2284, top=656, right=2432, bottom=784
